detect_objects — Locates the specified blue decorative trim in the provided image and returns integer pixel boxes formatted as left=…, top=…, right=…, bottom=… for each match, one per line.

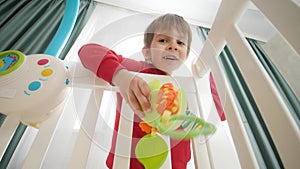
left=44, top=0, right=80, bottom=57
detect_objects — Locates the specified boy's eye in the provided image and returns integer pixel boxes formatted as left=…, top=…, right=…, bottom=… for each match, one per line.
left=177, top=41, right=185, bottom=45
left=158, top=39, right=167, bottom=43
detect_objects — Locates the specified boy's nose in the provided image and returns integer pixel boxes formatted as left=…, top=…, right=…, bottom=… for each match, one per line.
left=167, top=42, right=178, bottom=51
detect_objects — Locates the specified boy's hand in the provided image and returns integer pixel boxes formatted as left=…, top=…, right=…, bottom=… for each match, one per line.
left=112, top=69, right=152, bottom=118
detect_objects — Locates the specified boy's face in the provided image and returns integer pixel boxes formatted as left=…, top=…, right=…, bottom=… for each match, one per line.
left=143, top=29, right=189, bottom=74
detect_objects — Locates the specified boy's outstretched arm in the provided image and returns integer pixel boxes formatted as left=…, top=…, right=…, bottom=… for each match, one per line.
left=78, top=44, right=152, bottom=117
left=112, top=69, right=152, bottom=117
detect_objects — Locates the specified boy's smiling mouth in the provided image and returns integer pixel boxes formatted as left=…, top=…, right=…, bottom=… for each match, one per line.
left=163, top=55, right=178, bottom=61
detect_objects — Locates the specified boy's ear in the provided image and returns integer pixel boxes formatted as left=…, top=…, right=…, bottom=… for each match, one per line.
left=142, top=46, right=150, bottom=59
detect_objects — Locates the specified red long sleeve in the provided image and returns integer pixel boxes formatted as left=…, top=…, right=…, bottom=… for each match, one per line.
left=78, top=43, right=154, bottom=84
left=78, top=43, right=125, bottom=84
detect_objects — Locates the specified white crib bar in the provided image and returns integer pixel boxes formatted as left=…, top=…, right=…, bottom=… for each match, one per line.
left=68, top=89, right=104, bottom=169
left=0, top=115, right=20, bottom=159
left=194, top=1, right=260, bottom=167
left=194, top=0, right=300, bottom=168
left=222, top=87, right=260, bottom=169
left=112, top=102, right=134, bottom=169
left=251, top=0, right=300, bottom=55
left=22, top=101, right=67, bottom=169
left=226, top=24, right=300, bottom=168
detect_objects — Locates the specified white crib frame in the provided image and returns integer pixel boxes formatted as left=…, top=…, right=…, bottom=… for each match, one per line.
left=1, top=0, right=299, bottom=168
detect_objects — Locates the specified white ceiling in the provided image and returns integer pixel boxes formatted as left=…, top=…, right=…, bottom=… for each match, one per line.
left=94, top=0, right=283, bottom=42
left=95, top=0, right=222, bottom=27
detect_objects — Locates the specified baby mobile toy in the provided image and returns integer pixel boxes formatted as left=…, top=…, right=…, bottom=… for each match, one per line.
left=135, top=79, right=216, bottom=169
left=0, top=50, right=71, bottom=127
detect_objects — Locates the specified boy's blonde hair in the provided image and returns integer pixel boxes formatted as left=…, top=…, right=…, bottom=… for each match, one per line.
left=144, top=13, right=192, bottom=55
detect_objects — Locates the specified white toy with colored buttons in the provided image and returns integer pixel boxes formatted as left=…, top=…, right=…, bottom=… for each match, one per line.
left=0, top=50, right=71, bottom=127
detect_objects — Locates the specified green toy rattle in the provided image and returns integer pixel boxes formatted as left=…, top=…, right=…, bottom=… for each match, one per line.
left=135, top=79, right=216, bottom=169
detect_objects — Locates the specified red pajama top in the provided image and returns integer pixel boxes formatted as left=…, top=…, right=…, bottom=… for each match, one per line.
left=78, top=43, right=225, bottom=169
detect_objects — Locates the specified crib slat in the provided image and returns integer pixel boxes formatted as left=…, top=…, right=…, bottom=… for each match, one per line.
left=222, top=88, right=259, bottom=169
left=0, top=115, right=20, bottom=159
left=113, top=102, right=170, bottom=169
left=192, top=139, right=211, bottom=169
left=113, top=102, right=134, bottom=169
left=195, top=30, right=259, bottom=169
left=68, top=89, right=103, bottom=168
left=193, top=2, right=261, bottom=168
left=22, top=101, right=67, bottom=169
left=226, top=24, right=300, bottom=168
left=251, top=0, right=300, bottom=55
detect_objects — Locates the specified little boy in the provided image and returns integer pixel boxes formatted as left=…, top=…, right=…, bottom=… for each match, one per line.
left=79, top=13, right=223, bottom=169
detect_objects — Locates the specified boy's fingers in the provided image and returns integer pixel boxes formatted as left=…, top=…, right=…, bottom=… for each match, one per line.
left=138, top=80, right=151, bottom=99
left=128, top=89, right=144, bottom=117
left=136, top=92, right=151, bottom=113
left=131, top=86, right=151, bottom=112
left=137, top=80, right=152, bottom=112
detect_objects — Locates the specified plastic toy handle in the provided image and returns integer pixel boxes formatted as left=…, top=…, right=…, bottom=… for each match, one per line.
left=155, top=114, right=216, bottom=139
